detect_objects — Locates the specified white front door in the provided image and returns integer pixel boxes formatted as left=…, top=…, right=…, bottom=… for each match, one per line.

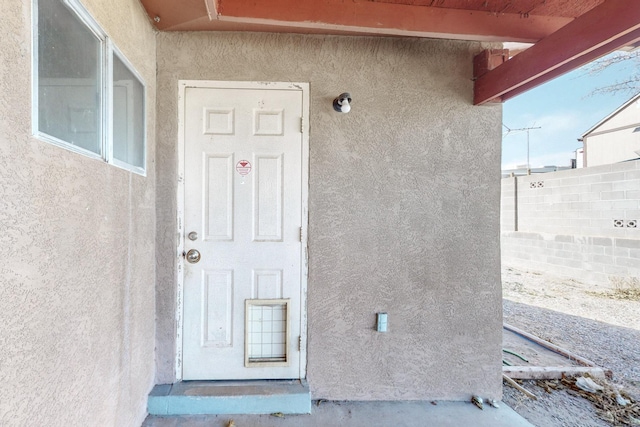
left=180, top=81, right=308, bottom=380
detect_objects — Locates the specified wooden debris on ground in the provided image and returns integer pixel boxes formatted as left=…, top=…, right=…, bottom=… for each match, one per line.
left=536, top=375, right=640, bottom=426
left=503, top=323, right=612, bottom=380
left=503, top=374, right=538, bottom=400
left=504, top=366, right=608, bottom=380
left=504, top=323, right=602, bottom=368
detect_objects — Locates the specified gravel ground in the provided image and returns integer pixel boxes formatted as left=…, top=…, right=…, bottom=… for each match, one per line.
left=502, top=266, right=640, bottom=427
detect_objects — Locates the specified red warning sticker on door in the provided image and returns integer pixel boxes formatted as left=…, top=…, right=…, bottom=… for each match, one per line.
left=236, top=160, right=252, bottom=176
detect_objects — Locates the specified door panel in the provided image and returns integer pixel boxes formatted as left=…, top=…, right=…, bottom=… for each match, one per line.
left=182, top=84, right=306, bottom=380
left=203, top=154, right=234, bottom=241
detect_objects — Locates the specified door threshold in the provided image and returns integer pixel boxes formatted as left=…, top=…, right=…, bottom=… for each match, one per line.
left=148, top=380, right=311, bottom=415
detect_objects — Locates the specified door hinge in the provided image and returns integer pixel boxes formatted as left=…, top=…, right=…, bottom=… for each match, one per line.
left=300, top=117, right=304, bottom=133
left=298, top=336, right=302, bottom=352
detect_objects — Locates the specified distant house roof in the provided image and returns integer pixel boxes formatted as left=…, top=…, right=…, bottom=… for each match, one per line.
left=581, top=92, right=640, bottom=138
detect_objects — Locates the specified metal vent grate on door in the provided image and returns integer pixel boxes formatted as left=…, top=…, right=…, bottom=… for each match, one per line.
left=245, top=299, right=290, bottom=367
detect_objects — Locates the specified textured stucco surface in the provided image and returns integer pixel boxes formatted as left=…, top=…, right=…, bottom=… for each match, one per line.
left=156, top=32, right=503, bottom=400
left=0, top=0, right=156, bottom=425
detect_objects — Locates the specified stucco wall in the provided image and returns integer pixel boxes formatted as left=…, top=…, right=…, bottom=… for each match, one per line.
left=156, top=32, right=503, bottom=400
left=0, top=1, right=156, bottom=426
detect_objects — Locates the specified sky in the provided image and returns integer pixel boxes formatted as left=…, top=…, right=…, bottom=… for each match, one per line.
left=502, top=52, right=638, bottom=170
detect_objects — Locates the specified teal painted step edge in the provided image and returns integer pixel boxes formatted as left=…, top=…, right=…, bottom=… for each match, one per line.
left=148, top=393, right=312, bottom=415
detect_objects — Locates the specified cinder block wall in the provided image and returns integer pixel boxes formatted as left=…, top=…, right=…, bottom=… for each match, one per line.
left=501, top=160, right=640, bottom=285
left=500, top=177, right=517, bottom=232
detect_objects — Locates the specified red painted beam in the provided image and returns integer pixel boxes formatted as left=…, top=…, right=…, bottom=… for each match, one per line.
left=474, top=1, right=640, bottom=105
left=500, top=28, right=640, bottom=102
left=473, top=49, right=510, bottom=103
left=139, top=0, right=208, bottom=30
left=214, top=0, right=572, bottom=42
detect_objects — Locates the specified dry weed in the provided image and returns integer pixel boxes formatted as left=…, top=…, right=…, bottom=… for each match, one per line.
left=610, top=277, right=640, bottom=301
left=588, top=277, right=640, bottom=302
left=536, top=375, right=640, bottom=426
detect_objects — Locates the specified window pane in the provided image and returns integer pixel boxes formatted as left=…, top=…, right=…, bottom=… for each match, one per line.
left=37, top=0, right=101, bottom=154
left=112, top=54, right=145, bottom=170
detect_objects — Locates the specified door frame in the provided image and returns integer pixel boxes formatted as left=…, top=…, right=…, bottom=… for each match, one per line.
left=175, top=80, right=310, bottom=381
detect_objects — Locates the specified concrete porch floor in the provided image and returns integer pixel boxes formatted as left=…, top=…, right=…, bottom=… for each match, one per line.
left=143, top=400, right=535, bottom=427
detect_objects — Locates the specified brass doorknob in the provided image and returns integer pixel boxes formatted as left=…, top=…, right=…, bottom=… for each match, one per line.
left=186, top=249, right=201, bottom=264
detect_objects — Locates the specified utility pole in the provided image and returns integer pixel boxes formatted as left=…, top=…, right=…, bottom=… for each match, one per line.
left=503, top=124, right=542, bottom=171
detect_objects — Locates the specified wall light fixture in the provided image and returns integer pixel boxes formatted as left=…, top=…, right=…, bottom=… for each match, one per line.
left=333, top=92, right=352, bottom=113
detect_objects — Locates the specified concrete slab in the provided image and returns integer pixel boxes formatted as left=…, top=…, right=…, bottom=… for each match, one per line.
left=148, top=380, right=311, bottom=415
left=143, top=400, right=535, bottom=427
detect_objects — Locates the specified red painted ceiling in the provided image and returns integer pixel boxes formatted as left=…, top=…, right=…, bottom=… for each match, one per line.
left=137, top=0, right=639, bottom=105
left=370, top=0, right=603, bottom=18
left=138, top=0, right=605, bottom=42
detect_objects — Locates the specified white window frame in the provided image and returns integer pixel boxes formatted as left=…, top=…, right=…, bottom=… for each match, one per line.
left=32, top=0, right=146, bottom=176
left=109, top=42, right=147, bottom=175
